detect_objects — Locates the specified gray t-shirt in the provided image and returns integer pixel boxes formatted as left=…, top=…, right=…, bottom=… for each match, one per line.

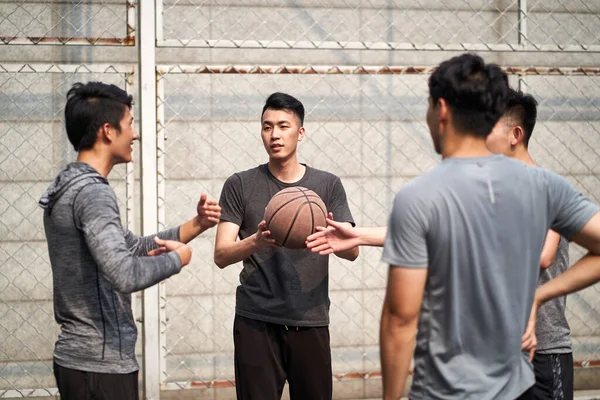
left=382, top=155, right=598, bottom=400
left=219, top=164, right=354, bottom=326
left=536, top=236, right=571, bottom=354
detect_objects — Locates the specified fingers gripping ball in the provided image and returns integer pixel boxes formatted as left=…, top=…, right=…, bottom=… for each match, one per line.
left=264, top=187, right=327, bottom=249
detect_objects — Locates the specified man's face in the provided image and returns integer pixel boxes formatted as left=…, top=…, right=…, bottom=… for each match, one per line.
left=426, top=97, right=442, bottom=154
left=486, top=117, right=513, bottom=156
left=261, top=108, right=304, bottom=161
left=110, top=107, right=137, bottom=164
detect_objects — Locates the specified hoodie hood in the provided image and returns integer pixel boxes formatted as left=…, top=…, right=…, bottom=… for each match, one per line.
left=39, top=162, right=108, bottom=210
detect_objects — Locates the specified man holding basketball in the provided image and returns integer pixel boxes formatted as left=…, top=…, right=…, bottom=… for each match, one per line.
left=40, top=81, right=221, bottom=400
left=307, top=53, right=600, bottom=399
left=214, top=92, right=359, bottom=400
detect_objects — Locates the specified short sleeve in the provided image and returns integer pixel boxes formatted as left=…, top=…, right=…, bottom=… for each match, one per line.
left=219, top=174, right=245, bottom=226
left=328, top=177, right=355, bottom=226
left=546, top=171, right=600, bottom=239
left=382, top=189, right=429, bottom=268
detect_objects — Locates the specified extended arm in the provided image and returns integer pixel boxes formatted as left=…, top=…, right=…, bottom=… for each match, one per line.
left=306, top=218, right=387, bottom=255
left=124, top=193, right=221, bottom=256
left=331, top=220, right=360, bottom=261
left=75, top=184, right=186, bottom=294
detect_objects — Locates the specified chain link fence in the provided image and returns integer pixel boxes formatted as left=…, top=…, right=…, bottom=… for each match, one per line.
left=0, top=64, right=136, bottom=398
left=1, top=0, right=135, bottom=45
left=1, top=0, right=600, bottom=399
left=155, top=65, right=600, bottom=397
left=159, top=0, right=600, bottom=51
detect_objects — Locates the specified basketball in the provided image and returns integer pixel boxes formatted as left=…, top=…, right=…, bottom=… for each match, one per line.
left=264, top=187, right=328, bottom=249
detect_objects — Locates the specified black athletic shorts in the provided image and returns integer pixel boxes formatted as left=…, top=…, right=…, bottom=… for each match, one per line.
left=516, top=352, right=573, bottom=400
left=53, top=360, right=139, bottom=400
left=233, top=314, right=332, bottom=400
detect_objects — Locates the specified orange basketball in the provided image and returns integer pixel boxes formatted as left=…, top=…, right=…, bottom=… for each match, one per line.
left=264, top=187, right=327, bottom=249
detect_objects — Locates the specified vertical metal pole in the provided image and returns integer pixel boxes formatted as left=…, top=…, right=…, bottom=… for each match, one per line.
left=156, top=0, right=164, bottom=43
left=125, top=71, right=138, bottom=331
left=517, top=0, right=528, bottom=93
left=139, top=0, right=160, bottom=398
left=127, top=0, right=136, bottom=43
left=518, top=0, right=527, bottom=48
left=125, top=71, right=136, bottom=234
left=156, top=76, right=168, bottom=385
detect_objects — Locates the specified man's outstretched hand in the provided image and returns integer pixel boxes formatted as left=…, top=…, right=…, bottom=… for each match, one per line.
left=149, top=236, right=192, bottom=266
left=306, top=214, right=360, bottom=255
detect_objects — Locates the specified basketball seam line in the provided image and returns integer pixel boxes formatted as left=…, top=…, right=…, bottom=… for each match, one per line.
left=282, top=202, right=308, bottom=247
left=266, top=195, right=319, bottom=227
left=299, top=189, right=316, bottom=235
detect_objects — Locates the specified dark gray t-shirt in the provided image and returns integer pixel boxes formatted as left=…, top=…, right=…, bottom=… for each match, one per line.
left=382, top=155, right=598, bottom=400
left=536, top=236, right=571, bottom=353
left=219, top=164, right=354, bottom=326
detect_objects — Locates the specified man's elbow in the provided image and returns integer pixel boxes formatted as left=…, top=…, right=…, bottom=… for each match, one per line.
left=336, top=246, right=360, bottom=262
left=540, top=255, right=555, bottom=270
left=213, top=250, right=228, bottom=269
left=383, top=306, right=419, bottom=329
left=348, top=247, right=360, bottom=261
left=112, top=279, right=138, bottom=294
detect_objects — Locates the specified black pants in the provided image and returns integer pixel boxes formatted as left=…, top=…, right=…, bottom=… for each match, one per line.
left=53, top=361, right=139, bottom=400
left=516, top=353, right=574, bottom=400
left=233, top=314, right=332, bottom=400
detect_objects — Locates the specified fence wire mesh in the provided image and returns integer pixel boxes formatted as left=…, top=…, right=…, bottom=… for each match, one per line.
left=0, top=0, right=599, bottom=398
left=159, top=0, right=600, bottom=51
left=155, top=65, right=600, bottom=395
left=0, top=0, right=136, bottom=45
left=0, top=64, right=136, bottom=398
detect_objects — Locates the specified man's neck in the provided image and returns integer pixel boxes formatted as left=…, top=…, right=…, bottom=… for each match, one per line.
left=76, top=150, right=113, bottom=178
left=441, top=132, right=493, bottom=159
left=267, top=157, right=305, bottom=183
left=511, top=146, right=536, bottom=166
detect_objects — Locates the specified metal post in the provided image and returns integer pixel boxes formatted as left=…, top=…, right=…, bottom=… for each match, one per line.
left=125, top=71, right=138, bottom=331
left=138, top=0, right=160, bottom=398
left=156, top=0, right=164, bottom=42
left=518, top=0, right=527, bottom=48
left=156, top=76, right=168, bottom=385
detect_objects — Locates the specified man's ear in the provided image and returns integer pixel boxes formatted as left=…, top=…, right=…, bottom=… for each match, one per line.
left=98, top=123, right=114, bottom=144
left=297, top=126, right=305, bottom=142
left=437, top=97, right=451, bottom=131
left=511, top=126, right=524, bottom=146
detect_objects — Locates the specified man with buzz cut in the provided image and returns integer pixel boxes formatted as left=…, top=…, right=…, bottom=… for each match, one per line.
left=487, top=89, right=573, bottom=400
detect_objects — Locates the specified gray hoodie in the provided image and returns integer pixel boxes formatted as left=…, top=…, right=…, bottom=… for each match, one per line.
left=40, top=162, right=182, bottom=374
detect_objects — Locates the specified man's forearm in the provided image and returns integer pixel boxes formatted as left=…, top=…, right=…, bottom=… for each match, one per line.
left=358, top=226, right=388, bottom=247
left=380, top=311, right=417, bottom=400
left=537, top=252, right=600, bottom=304
left=124, top=227, right=180, bottom=256
left=179, top=217, right=206, bottom=244
left=214, top=235, right=260, bottom=269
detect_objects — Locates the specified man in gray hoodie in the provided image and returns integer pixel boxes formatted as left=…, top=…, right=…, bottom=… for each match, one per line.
left=39, top=81, right=221, bottom=400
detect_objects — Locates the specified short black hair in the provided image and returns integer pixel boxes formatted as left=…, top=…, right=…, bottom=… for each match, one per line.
left=261, top=92, right=305, bottom=125
left=429, top=53, right=509, bottom=138
left=64, top=81, right=133, bottom=151
left=503, top=89, right=538, bottom=148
